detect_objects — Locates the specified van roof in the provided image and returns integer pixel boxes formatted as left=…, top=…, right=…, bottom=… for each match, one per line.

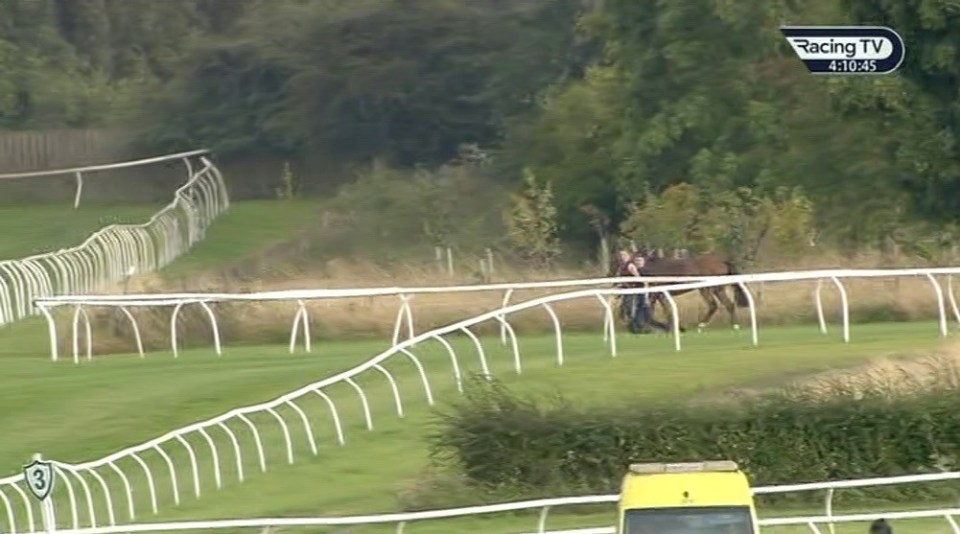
left=628, top=460, right=740, bottom=475
left=620, top=461, right=753, bottom=509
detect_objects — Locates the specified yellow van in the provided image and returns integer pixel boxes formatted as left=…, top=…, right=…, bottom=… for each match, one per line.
left=616, top=460, right=760, bottom=534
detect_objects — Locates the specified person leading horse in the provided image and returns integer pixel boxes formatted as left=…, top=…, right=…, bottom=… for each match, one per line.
left=614, top=249, right=670, bottom=334
left=634, top=247, right=751, bottom=332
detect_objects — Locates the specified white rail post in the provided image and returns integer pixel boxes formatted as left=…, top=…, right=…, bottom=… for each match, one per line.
left=815, top=278, right=828, bottom=334
left=829, top=276, right=850, bottom=342
left=403, top=295, right=414, bottom=340
left=288, top=300, right=311, bottom=354
left=825, top=487, right=835, bottom=534
left=658, top=289, right=682, bottom=351
left=537, top=505, right=551, bottom=533
left=499, top=289, right=514, bottom=345
left=39, top=305, right=60, bottom=362
left=945, top=513, right=960, bottom=533
left=925, top=273, right=949, bottom=338
left=947, top=275, right=960, bottom=327
left=540, top=303, right=563, bottom=366
left=391, top=295, right=410, bottom=346
left=182, top=155, right=194, bottom=183
left=737, top=281, right=759, bottom=346
left=73, top=172, right=83, bottom=209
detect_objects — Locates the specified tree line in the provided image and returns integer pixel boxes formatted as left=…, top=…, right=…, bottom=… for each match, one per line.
left=2, top=0, right=959, bottom=263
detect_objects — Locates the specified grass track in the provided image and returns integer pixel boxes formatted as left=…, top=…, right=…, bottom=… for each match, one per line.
left=0, top=199, right=319, bottom=270
left=0, top=203, right=161, bottom=260
left=160, top=199, right=319, bottom=275
left=0, top=320, right=953, bottom=533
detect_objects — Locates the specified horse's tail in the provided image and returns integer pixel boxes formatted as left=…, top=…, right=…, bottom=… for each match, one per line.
left=725, top=260, right=750, bottom=308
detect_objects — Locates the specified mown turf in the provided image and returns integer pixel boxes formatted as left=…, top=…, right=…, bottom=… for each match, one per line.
left=0, top=199, right=319, bottom=270
left=0, top=319, right=953, bottom=533
left=160, top=199, right=319, bottom=274
left=0, top=203, right=162, bottom=260
left=0, top=199, right=953, bottom=533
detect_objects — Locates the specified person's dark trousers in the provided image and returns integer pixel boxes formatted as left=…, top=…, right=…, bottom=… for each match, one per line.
left=630, top=294, right=653, bottom=333
left=618, top=293, right=633, bottom=324
left=634, top=294, right=670, bottom=333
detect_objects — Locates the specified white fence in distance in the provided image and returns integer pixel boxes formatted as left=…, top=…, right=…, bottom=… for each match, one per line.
left=0, top=149, right=230, bottom=327
left=6, top=268, right=960, bottom=532
left=32, top=266, right=960, bottom=363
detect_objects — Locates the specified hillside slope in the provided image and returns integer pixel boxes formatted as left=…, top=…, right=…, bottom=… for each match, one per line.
left=0, top=199, right=319, bottom=273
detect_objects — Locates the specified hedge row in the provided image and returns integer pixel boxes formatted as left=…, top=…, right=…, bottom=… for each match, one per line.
left=427, top=376, right=960, bottom=504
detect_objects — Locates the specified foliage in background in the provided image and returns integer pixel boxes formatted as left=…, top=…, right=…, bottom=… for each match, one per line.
left=428, top=370, right=960, bottom=506
left=315, top=156, right=506, bottom=262
left=0, top=0, right=248, bottom=129
left=128, top=0, right=592, bottom=165
left=503, top=168, right=561, bottom=267
left=4, top=0, right=960, bottom=261
left=840, top=0, right=960, bottom=225
left=620, top=184, right=815, bottom=265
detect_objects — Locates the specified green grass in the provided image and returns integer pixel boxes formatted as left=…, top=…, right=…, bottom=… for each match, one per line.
left=161, top=199, right=319, bottom=274
left=0, top=319, right=954, bottom=533
left=0, top=199, right=319, bottom=272
left=0, top=198, right=952, bottom=532
left=0, top=203, right=161, bottom=260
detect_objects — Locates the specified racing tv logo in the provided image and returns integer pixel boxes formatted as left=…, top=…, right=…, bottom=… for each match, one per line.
left=780, top=26, right=905, bottom=75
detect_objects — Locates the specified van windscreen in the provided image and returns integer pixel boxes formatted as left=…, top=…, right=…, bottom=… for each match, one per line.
left=623, top=505, right=754, bottom=534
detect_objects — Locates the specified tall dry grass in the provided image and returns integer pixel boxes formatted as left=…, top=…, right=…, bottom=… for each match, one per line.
left=692, top=341, right=960, bottom=407
left=51, top=250, right=959, bottom=356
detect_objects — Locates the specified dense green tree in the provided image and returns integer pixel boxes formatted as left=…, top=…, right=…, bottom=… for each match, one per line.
left=499, top=65, right=628, bottom=244
left=0, top=0, right=244, bottom=128
left=3, top=0, right=960, bottom=257
left=840, top=0, right=960, bottom=224
left=131, top=0, right=591, bottom=167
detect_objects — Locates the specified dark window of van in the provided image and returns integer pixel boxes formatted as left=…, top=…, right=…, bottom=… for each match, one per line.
left=623, top=505, right=755, bottom=534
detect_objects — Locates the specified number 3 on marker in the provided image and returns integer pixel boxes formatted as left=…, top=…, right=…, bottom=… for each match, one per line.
left=23, top=458, right=54, bottom=501
left=32, top=469, right=46, bottom=490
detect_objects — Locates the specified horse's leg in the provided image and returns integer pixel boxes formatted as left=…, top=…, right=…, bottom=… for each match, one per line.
left=654, top=292, right=685, bottom=333
left=653, top=301, right=675, bottom=333
left=697, top=288, right=719, bottom=332
left=644, top=293, right=669, bottom=333
left=714, top=286, right=740, bottom=330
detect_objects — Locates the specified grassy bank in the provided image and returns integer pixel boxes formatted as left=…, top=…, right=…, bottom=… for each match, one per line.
left=0, top=321, right=950, bottom=532
left=0, top=202, right=162, bottom=260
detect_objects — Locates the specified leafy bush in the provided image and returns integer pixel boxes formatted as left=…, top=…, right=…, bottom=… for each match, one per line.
left=313, top=157, right=507, bottom=259
left=503, top=168, right=562, bottom=266
left=428, top=370, right=960, bottom=505
left=620, top=183, right=815, bottom=265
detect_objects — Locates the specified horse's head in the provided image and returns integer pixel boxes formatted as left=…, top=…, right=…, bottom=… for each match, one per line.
left=633, top=247, right=658, bottom=264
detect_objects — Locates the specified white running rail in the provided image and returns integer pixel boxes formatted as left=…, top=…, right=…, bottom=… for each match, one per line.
left=9, top=492, right=960, bottom=534
left=4, top=269, right=960, bottom=532
left=33, top=266, right=960, bottom=362
left=0, top=149, right=230, bottom=327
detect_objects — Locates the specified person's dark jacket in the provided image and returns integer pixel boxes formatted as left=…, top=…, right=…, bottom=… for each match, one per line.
left=869, top=518, right=892, bottom=534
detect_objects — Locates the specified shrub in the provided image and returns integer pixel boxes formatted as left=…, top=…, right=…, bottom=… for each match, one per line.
left=428, top=369, right=960, bottom=506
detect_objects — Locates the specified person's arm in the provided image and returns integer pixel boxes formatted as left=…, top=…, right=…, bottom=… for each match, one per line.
left=627, top=263, right=641, bottom=277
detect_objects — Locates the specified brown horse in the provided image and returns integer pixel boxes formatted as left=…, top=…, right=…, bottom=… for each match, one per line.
left=636, top=251, right=750, bottom=332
